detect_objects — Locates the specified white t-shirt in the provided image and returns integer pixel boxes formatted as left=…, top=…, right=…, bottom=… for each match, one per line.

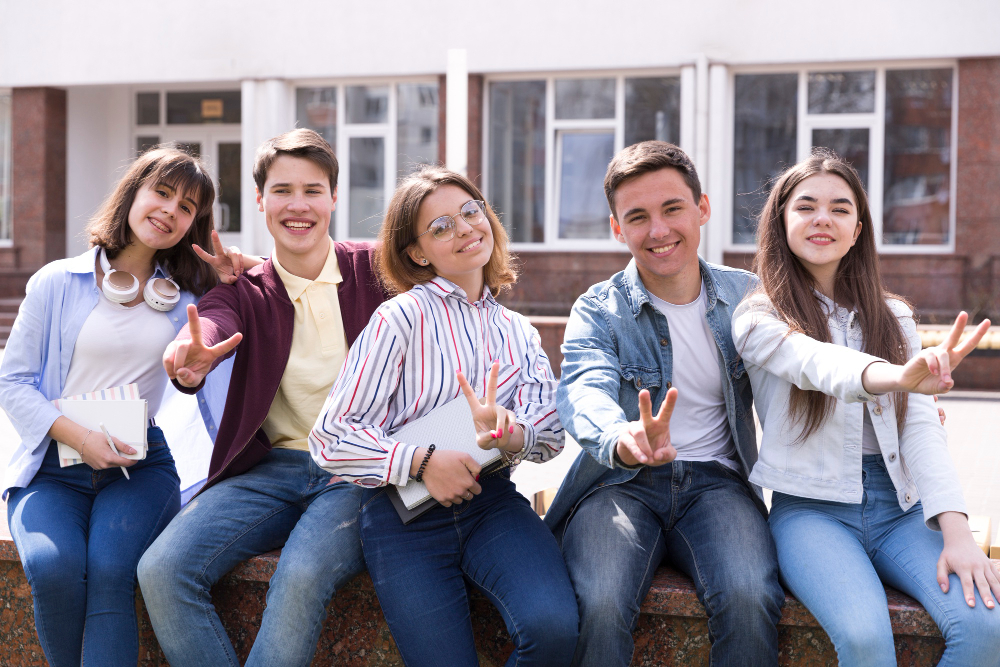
left=648, top=286, right=737, bottom=468
left=62, top=290, right=177, bottom=418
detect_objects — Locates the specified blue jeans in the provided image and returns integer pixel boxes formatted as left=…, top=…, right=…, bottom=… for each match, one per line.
left=770, top=454, right=1000, bottom=667
left=561, top=459, right=783, bottom=667
left=137, top=448, right=365, bottom=667
left=6, top=429, right=180, bottom=667
left=360, top=469, right=579, bottom=667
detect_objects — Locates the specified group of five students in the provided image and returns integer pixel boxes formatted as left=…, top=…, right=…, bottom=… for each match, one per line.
left=3, top=128, right=999, bottom=666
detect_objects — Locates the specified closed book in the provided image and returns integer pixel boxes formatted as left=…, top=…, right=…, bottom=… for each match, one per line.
left=54, top=387, right=148, bottom=467
left=385, top=397, right=503, bottom=524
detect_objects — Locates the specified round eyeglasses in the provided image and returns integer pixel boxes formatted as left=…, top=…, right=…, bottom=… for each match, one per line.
left=414, top=200, right=487, bottom=242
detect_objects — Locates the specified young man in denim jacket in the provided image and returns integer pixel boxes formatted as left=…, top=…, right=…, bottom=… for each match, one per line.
left=545, top=141, right=784, bottom=666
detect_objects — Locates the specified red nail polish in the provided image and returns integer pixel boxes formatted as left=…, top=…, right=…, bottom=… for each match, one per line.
left=475, top=474, right=480, bottom=481
left=508, top=425, right=514, bottom=434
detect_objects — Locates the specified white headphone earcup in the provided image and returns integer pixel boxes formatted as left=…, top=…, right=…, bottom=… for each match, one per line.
left=102, top=270, right=139, bottom=303
left=143, top=277, right=181, bottom=312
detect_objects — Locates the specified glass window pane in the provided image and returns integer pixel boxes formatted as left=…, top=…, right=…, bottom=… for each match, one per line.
left=136, top=92, right=160, bottom=125
left=218, top=142, right=241, bottom=233
left=397, top=83, right=438, bottom=177
left=349, top=137, right=385, bottom=237
left=172, top=142, right=201, bottom=158
left=558, top=131, right=615, bottom=239
left=732, top=73, right=798, bottom=244
left=883, top=69, right=953, bottom=246
left=812, top=128, right=870, bottom=190
left=0, top=92, right=10, bottom=240
left=166, top=91, right=241, bottom=124
left=488, top=81, right=546, bottom=243
left=346, top=86, right=388, bottom=124
left=624, top=77, right=681, bottom=146
left=136, top=135, right=160, bottom=157
left=555, top=78, right=615, bottom=120
left=296, top=87, right=337, bottom=154
left=808, top=71, right=876, bottom=114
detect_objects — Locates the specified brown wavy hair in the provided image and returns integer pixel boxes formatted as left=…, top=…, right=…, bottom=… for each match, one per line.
left=85, top=146, right=217, bottom=295
left=752, top=149, right=910, bottom=439
left=375, top=166, right=517, bottom=296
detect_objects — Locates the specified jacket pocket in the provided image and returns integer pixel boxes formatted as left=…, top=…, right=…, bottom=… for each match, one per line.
left=619, top=365, right=661, bottom=392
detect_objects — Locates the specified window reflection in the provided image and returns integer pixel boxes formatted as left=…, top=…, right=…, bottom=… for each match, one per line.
left=346, top=86, right=389, bottom=124
left=625, top=77, right=681, bottom=147
left=555, top=78, right=615, bottom=120
left=808, top=71, right=876, bottom=114
left=296, top=87, right=337, bottom=153
left=218, top=142, right=241, bottom=233
left=489, top=81, right=546, bottom=243
left=883, top=69, right=952, bottom=245
left=349, top=137, right=385, bottom=238
left=166, top=91, right=241, bottom=124
left=397, top=83, right=438, bottom=177
left=136, top=92, right=160, bottom=125
left=812, top=128, right=870, bottom=190
left=732, top=73, right=798, bottom=244
left=558, top=131, right=615, bottom=239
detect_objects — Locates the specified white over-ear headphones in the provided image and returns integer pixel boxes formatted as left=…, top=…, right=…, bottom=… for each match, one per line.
left=99, top=248, right=181, bottom=312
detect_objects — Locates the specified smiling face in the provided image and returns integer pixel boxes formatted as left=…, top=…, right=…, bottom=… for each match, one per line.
left=258, top=155, right=336, bottom=273
left=610, top=167, right=710, bottom=302
left=407, top=184, right=494, bottom=298
left=784, top=172, right=861, bottom=287
left=126, top=181, right=198, bottom=253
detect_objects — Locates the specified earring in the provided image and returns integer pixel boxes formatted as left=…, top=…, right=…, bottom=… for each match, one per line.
left=420, top=259, right=428, bottom=265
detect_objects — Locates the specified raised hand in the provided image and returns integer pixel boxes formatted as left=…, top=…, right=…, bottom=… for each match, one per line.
left=896, top=312, right=990, bottom=395
left=193, top=230, right=246, bottom=285
left=616, top=387, right=679, bottom=467
left=457, top=361, right=520, bottom=453
left=163, top=304, right=243, bottom=388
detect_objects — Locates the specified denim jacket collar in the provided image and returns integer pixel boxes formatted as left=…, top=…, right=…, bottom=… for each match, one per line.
left=623, top=257, right=727, bottom=320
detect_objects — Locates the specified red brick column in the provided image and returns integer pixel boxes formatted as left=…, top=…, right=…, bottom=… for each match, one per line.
left=12, top=87, right=67, bottom=270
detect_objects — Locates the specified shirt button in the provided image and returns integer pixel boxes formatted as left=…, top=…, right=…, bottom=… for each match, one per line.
left=173, top=316, right=179, bottom=322
left=660, top=338, right=669, bottom=346
left=200, top=398, right=205, bottom=404
left=319, top=312, right=326, bottom=319
left=636, top=379, right=643, bottom=388
left=209, top=425, right=215, bottom=430
left=666, top=382, right=672, bottom=389
left=904, top=493, right=912, bottom=503
left=873, top=406, right=882, bottom=416
left=888, top=452, right=896, bottom=462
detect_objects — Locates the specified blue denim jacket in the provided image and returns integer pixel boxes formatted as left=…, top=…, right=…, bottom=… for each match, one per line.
left=0, top=247, right=232, bottom=499
left=545, top=258, right=761, bottom=538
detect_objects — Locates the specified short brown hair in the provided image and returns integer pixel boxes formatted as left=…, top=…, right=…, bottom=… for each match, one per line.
left=253, top=128, right=339, bottom=193
left=604, top=141, right=702, bottom=219
left=85, top=146, right=217, bottom=295
left=375, top=166, right=517, bottom=296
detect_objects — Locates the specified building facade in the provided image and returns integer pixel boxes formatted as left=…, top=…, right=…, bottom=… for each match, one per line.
left=1, top=0, right=999, bottom=319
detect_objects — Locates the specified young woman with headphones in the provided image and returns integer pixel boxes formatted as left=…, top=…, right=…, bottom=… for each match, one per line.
left=1, top=146, right=244, bottom=666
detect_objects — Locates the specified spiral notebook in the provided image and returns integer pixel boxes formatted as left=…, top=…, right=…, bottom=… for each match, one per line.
left=54, top=383, right=148, bottom=467
left=386, top=397, right=505, bottom=524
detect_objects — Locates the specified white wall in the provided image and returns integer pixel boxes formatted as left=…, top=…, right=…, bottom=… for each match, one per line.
left=65, top=86, right=131, bottom=255
left=2, top=0, right=998, bottom=87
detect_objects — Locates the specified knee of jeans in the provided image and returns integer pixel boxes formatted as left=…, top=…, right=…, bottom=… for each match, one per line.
left=268, top=553, right=361, bottom=607
left=711, top=573, right=784, bottom=620
left=515, top=599, right=580, bottom=658
left=834, top=622, right=893, bottom=661
left=137, top=539, right=188, bottom=597
left=943, top=606, right=1000, bottom=656
left=22, top=545, right=85, bottom=596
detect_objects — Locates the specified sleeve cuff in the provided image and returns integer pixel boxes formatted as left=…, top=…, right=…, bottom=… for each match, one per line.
left=389, top=442, right=418, bottom=487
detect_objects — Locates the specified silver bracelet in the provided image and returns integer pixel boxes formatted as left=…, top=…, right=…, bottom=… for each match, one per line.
left=79, top=429, right=92, bottom=457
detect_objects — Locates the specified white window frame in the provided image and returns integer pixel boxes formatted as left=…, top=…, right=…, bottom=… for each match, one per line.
left=725, top=60, right=958, bottom=255
left=482, top=69, right=688, bottom=252
left=290, top=76, right=439, bottom=241
left=0, top=88, right=12, bottom=246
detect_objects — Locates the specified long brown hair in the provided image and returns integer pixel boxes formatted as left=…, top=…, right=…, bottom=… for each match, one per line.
left=752, top=149, right=910, bottom=439
left=86, top=147, right=217, bottom=295
left=375, top=166, right=517, bottom=296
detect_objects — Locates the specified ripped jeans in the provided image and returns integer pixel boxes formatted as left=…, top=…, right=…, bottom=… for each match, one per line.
left=137, top=448, right=365, bottom=667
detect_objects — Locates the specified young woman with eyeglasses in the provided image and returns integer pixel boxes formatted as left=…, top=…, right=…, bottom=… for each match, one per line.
left=0, top=147, right=246, bottom=666
left=732, top=150, right=1000, bottom=666
left=309, top=166, right=579, bottom=666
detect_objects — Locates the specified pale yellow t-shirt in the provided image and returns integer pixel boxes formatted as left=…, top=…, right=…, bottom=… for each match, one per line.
left=264, top=240, right=348, bottom=451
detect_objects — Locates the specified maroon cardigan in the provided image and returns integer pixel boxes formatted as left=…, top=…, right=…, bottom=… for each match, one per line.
left=174, top=241, right=389, bottom=492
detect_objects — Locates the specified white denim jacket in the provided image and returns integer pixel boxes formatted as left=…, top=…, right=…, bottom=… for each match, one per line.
left=732, top=293, right=966, bottom=529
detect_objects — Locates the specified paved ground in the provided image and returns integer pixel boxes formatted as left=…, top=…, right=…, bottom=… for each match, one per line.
left=1, top=343, right=997, bottom=544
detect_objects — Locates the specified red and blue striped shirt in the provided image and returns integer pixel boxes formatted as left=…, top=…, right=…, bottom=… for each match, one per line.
left=309, top=277, right=563, bottom=488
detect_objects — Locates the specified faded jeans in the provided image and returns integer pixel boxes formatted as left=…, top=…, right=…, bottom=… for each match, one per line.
left=137, top=448, right=365, bottom=667
left=561, top=459, right=783, bottom=667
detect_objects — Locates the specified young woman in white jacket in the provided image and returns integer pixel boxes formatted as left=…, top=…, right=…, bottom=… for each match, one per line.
left=732, top=150, right=1000, bottom=666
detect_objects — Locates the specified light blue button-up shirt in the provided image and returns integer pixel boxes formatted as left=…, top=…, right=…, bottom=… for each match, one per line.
left=0, top=247, right=232, bottom=499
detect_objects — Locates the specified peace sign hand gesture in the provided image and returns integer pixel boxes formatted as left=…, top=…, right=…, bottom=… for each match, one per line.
left=163, top=304, right=243, bottom=388
left=457, top=361, right=522, bottom=454
left=615, top=387, right=679, bottom=467
left=193, top=230, right=248, bottom=285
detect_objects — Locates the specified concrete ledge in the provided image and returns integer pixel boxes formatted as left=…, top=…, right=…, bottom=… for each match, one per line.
left=0, top=538, right=971, bottom=666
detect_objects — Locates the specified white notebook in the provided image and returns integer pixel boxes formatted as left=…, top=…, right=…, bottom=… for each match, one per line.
left=391, top=397, right=502, bottom=510
left=54, top=384, right=148, bottom=467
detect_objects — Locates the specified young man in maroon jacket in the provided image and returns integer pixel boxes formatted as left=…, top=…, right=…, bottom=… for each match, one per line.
left=138, top=129, right=389, bottom=667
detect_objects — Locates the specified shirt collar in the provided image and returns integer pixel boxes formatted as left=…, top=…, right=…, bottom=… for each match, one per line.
left=70, top=246, right=169, bottom=279
left=424, top=276, right=496, bottom=305
left=271, top=238, right=342, bottom=301
left=622, top=257, right=720, bottom=318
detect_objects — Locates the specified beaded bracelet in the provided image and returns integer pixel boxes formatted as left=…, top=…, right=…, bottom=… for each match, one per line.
left=414, top=444, right=436, bottom=483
